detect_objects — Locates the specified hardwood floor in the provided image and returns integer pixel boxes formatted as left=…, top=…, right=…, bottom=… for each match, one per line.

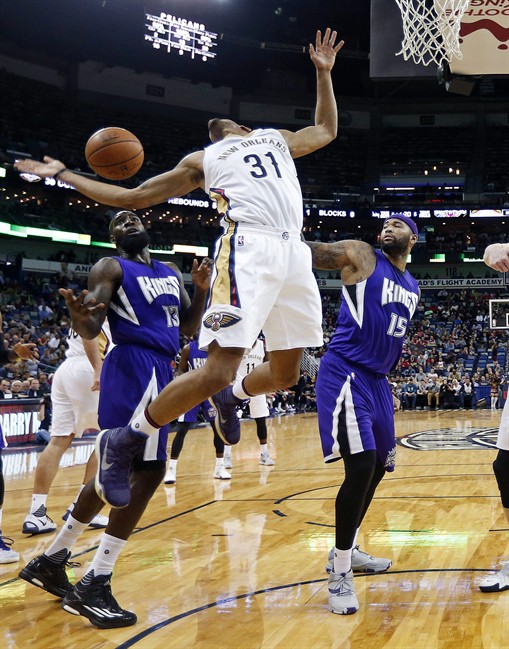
left=1, top=409, right=508, bottom=648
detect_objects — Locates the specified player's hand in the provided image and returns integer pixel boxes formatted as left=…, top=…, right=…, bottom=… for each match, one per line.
left=191, top=257, right=213, bottom=291
left=91, top=373, right=101, bottom=392
left=14, top=156, right=66, bottom=179
left=12, top=342, right=38, bottom=361
left=58, top=288, right=107, bottom=327
left=309, top=28, right=344, bottom=72
left=484, top=243, right=509, bottom=272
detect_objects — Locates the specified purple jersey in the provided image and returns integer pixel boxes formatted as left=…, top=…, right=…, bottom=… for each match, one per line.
left=187, top=340, right=208, bottom=371
left=107, top=257, right=181, bottom=357
left=328, top=250, right=419, bottom=374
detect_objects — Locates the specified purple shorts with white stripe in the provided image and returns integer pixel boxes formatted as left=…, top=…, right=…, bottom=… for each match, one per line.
left=316, top=352, right=396, bottom=471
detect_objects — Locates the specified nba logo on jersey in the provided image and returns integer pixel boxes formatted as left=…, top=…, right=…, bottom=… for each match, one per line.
left=238, top=235, right=244, bottom=246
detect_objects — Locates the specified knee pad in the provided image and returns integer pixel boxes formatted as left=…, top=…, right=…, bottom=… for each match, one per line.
left=493, top=450, right=509, bottom=508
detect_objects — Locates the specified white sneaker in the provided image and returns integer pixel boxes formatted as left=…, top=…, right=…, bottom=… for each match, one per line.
left=479, top=561, right=509, bottom=592
left=213, top=467, right=231, bottom=480
left=259, top=451, right=275, bottom=466
left=223, top=456, right=233, bottom=469
left=62, top=506, right=108, bottom=530
left=0, top=534, right=19, bottom=563
left=164, top=466, right=176, bottom=484
left=328, top=569, right=359, bottom=615
left=22, top=508, right=57, bottom=535
left=88, top=513, right=109, bottom=529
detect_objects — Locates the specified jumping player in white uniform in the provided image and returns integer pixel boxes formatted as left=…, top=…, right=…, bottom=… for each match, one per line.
left=22, top=326, right=110, bottom=535
left=479, top=241, right=509, bottom=593
left=308, top=215, right=420, bottom=615
left=15, top=28, right=344, bottom=509
left=224, top=335, right=275, bottom=469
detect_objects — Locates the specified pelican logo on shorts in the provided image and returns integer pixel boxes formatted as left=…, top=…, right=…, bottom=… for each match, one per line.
left=398, top=427, right=499, bottom=451
left=203, top=312, right=242, bottom=332
left=282, top=231, right=289, bottom=240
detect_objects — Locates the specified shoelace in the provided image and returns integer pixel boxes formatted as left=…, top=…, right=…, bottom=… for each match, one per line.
left=0, top=535, right=15, bottom=549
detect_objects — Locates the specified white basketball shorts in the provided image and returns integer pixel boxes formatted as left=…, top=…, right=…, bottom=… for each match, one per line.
left=51, top=356, right=99, bottom=437
left=199, top=222, right=323, bottom=352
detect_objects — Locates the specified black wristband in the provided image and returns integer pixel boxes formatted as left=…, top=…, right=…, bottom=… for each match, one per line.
left=53, top=167, right=67, bottom=180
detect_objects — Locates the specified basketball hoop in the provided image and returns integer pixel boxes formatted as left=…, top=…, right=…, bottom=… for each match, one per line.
left=394, top=0, right=470, bottom=66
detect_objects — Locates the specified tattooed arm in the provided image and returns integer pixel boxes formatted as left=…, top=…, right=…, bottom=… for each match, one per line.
left=306, top=240, right=376, bottom=284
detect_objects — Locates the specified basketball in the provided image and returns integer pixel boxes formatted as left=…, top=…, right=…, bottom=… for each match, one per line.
left=85, top=127, right=144, bottom=180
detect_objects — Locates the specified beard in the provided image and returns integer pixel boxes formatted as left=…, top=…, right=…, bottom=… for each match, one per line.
left=117, top=230, right=151, bottom=255
left=381, top=234, right=411, bottom=256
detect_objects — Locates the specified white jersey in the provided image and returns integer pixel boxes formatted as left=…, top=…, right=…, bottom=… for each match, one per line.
left=203, top=128, right=303, bottom=232
left=65, top=321, right=112, bottom=360
left=237, top=339, right=266, bottom=380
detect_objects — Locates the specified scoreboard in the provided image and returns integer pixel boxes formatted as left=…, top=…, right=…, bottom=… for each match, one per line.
left=145, top=12, right=218, bottom=62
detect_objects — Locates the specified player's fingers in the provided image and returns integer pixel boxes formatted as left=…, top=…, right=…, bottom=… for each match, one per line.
left=43, top=156, right=55, bottom=163
left=329, top=30, right=337, bottom=46
left=334, top=39, right=345, bottom=53
left=315, top=30, right=322, bottom=48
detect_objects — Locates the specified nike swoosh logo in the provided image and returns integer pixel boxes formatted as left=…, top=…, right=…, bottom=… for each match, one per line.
left=101, top=433, right=114, bottom=471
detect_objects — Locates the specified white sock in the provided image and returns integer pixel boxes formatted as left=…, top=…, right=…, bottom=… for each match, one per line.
left=223, top=446, right=231, bottom=458
left=84, top=533, right=126, bottom=578
left=333, top=547, right=352, bottom=575
left=232, top=379, right=252, bottom=400
left=30, top=493, right=48, bottom=514
left=352, top=529, right=359, bottom=548
left=45, top=514, right=88, bottom=558
left=130, top=411, right=158, bottom=436
left=168, top=459, right=178, bottom=470
left=215, top=458, right=224, bottom=469
left=260, top=443, right=268, bottom=454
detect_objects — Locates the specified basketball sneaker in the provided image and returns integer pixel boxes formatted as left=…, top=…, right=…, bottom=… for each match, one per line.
left=209, top=386, right=243, bottom=445
left=223, top=456, right=233, bottom=469
left=328, top=569, right=359, bottom=615
left=163, top=465, right=176, bottom=484
left=479, top=560, right=509, bottom=593
left=0, top=533, right=19, bottom=563
left=213, top=466, right=231, bottom=480
left=62, top=507, right=109, bottom=530
left=62, top=573, right=137, bottom=628
left=22, top=506, right=57, bottom=535
left=95, top=427, right=147, bottom=508
left=325, top=545, right=392, bottom=574
left=259, top=451, right=275, bottom=466
left=19, top=551, right=73, bottom=598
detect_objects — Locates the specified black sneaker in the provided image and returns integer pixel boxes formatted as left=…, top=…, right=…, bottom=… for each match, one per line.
left=62, top=573, right=137, bottom=628
left=19, top=552, right=73, bottom=598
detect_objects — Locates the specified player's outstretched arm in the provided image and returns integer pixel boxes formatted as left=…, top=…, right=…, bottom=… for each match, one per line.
left=14, top=151, right=205, bottom=209
left=58, top=257, right=120, bottom=339
left=484, top=243, right=509, bottom=272
left=306, top=240, right=376, bottom=284
left=281, top=28, right=344, bottom=159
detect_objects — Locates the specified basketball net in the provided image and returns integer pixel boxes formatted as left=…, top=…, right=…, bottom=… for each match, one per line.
left=394, top=0, right=471, bottom=66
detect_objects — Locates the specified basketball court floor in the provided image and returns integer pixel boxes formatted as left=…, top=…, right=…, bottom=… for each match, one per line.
left=1, top=409, right=508, bottom=648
